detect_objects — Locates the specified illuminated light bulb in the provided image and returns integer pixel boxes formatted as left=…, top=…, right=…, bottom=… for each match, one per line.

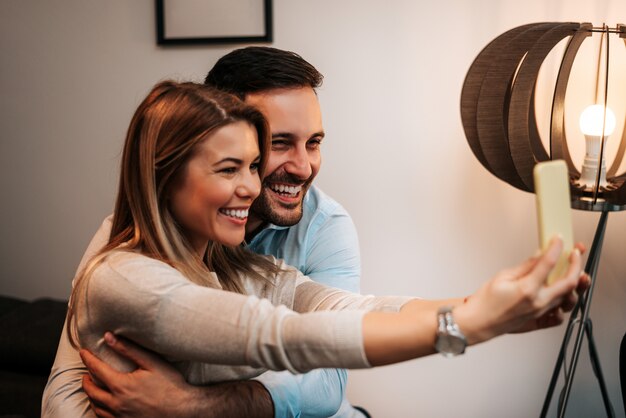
left=579, top=104, right=616, bottom=136
left=578, top=104, right=616, bottom=189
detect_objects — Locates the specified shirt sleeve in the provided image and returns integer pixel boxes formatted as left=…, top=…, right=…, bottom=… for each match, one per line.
left=254, top=369, right=346, bottom=418
left=260, top=210, right=361, bottom=418
left=255, top=268, right=411, bottom=418
left=304, top=208, right=361, bottom=293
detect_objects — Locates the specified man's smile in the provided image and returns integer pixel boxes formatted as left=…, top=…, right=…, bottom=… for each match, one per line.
left=267, top=182, right=303, bottom=198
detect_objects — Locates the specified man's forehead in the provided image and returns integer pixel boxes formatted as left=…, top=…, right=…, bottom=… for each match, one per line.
left=244, top=86, right=317, bottom=106
left=244, top=87, right=323, bottom=135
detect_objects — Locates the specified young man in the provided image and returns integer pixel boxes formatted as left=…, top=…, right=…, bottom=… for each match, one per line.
left=43, top=47, right=366, bottom=418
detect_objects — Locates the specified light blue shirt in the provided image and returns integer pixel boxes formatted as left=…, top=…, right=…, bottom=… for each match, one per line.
left=249, top=185, right=363, bottom=418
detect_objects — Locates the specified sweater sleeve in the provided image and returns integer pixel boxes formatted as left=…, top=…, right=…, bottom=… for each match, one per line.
left=291, top=268, right=413, bottom=314
left=78, top=251, right=371, bottom=374
left=42, top=216, right=114, bottom=418
left=272, top=266, right=413, bottom=371
left=42, top=322, right=95, bottom=418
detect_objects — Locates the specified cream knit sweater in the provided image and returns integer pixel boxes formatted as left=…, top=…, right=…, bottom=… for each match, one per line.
left=43, top=250, right=410, bottom=417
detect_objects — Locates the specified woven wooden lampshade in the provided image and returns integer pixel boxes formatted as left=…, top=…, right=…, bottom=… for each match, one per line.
left=460, top=22, right=626, bottom=211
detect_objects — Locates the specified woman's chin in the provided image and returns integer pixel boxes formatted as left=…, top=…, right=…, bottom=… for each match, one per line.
left=214, top=233, right=246, bottom=248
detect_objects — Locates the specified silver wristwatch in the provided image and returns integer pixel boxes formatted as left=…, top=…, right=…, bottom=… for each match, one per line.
left=435, top=306, right=467, bottom=357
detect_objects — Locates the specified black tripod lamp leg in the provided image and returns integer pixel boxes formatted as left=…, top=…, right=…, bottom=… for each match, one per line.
left=584, top=319, right=615, bottom=417
left=540, top=210, right=610, bottom=417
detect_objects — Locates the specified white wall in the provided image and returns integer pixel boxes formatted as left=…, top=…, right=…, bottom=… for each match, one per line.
left=1, top=1, right=625, bottom=416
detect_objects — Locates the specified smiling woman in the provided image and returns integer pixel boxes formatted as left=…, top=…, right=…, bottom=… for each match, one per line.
left=169, top=120, right=262, bottom=251
left=67, top=81, right=278, bottom=300
left=43, top=80, right=586, bottom=418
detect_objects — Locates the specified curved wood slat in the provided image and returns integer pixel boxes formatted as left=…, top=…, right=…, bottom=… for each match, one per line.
left=460, top=24, right=537, bottom=176
left=608, top=118, right=626, bottom=177
left=607, top=34, right=626, bottom=177
left=604, top=173, right=626, bottom=206
left=508, top=22, right=582, bottom=191
left=528, top=89, right=549, bottom=162
left=476, top=22, right=560, bottom=191
left=549, top=24, right=592, bottom=176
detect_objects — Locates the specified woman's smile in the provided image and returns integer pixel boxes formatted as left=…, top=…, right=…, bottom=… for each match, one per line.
left=218, top=207, right=251, bottom=225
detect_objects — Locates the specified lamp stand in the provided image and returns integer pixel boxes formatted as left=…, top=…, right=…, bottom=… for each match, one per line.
left=540, top=209, right=615, bottom=418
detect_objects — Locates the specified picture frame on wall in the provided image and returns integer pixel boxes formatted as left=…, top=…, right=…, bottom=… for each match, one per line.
left=156, top=0, right=272, bottom=45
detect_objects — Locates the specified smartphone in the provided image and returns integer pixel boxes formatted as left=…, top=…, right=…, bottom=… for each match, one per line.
left=533, top=160, right=574, bottom=284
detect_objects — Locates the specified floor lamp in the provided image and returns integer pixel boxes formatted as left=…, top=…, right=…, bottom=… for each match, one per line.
left=460, top=22, right=626, bottom=417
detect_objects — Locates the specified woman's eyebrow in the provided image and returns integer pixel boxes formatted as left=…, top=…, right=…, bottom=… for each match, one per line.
left=214, top=157, right=243, bottom=165
left=214, top=155, right=261, bottom=165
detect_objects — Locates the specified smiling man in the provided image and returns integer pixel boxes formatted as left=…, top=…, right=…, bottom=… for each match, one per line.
left=43, top=47, right=366, bottom=418
left=245, top=86, right=323, bottom=231
left=204, top=48, right=361, bottom=295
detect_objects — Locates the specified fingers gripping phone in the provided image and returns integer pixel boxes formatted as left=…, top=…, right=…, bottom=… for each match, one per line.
left=533, top=160, right=574, bottom=284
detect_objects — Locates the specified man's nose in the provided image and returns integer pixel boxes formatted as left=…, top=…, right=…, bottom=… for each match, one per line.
left=284, top=146, right=312, bottom=180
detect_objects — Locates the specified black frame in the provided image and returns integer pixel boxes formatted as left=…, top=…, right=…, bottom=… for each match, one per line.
left=156, top=0, right=272, bottom=46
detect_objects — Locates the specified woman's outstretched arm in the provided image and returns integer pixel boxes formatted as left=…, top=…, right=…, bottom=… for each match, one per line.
left=75, top=237, right=582, bottom=374
left=362, top=237, right=582, bottom=366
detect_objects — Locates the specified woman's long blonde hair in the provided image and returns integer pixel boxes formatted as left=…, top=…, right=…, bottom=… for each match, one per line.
left=67, top=81, right=280, bottom=348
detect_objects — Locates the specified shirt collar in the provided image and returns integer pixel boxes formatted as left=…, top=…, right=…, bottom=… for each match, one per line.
left=245, top=222, right=289, bottom=247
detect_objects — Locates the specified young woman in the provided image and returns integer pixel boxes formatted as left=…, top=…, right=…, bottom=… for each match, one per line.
left=50, top=81, right=583, bottom=416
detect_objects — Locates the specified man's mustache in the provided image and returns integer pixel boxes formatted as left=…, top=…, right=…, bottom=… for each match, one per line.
left=263, top=172, right=313, bottom=186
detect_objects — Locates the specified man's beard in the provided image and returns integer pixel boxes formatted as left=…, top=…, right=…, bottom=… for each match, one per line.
left=250, top=172, right=313, bottom=227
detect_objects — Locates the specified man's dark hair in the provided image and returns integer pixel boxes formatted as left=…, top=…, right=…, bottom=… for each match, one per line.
left=204, top=47, right=323, bottom=98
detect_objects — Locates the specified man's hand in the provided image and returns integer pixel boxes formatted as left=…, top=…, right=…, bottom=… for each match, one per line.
left=80, top=333, right=199, bottom=418
left=80, top=332, right=274, bottom=418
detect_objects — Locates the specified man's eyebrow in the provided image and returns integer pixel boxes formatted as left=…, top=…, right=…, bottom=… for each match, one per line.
left=271, top=132, right=295, bottom=139
left=271, top=131, right=325, bottom=139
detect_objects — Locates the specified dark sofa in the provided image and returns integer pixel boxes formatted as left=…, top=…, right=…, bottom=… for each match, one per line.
left=0, top=295, right=67, bottom=418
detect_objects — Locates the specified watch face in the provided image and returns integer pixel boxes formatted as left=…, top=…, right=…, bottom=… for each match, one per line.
left=436, top=334, right=466, bottom=357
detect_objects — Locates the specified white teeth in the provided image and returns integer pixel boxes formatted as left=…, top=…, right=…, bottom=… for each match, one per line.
left=221, top=209, right=248, bottom=219
left=270, top=184, right=302, bottom=196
